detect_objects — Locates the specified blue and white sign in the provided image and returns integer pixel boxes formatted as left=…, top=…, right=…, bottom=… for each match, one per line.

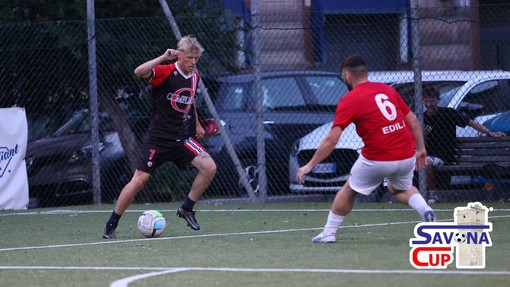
left=0, top=107, right=29, bottom=210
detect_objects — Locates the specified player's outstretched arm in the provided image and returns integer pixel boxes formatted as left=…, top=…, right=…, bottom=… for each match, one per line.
left=297, top=126, right=343, bottom=184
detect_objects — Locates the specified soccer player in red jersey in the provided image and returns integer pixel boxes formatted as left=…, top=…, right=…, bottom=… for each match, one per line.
left=297, top=55, right=435, bottom=243
left=103, top=36, right=216, bottom=239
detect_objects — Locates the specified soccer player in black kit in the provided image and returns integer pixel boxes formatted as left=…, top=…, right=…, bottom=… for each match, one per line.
left=102, top=36, right=216, bottom=239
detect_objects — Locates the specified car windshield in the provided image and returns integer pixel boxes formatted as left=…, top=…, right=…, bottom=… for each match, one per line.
left=392, top=81, right=466, bottom=110
left=215, top=74, right=346, bottom=112
left=304, top=76, right=349, bottom=106
left=52, top=110, right=114, bottom=136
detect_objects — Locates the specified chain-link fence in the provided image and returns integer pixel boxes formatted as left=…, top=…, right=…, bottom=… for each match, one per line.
left=1, top=1, right=510, bottom=207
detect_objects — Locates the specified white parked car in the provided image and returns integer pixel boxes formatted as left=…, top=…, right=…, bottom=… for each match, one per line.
left=289, top=70, right=510, bottom=193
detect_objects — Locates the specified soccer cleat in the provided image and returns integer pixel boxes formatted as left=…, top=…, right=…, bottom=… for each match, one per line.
left=312, top=232, right=336, bottom=243
left=102, top=224, right=117, bottom=239
left=423, top=210, right=436, bottom=222
left=177, top=207, right=201, bottom=230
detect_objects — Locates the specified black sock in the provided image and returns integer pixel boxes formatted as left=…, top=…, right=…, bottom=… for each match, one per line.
left=181, top=197, right=196, bottom=212
left=106, top=211, right=121, bottom=227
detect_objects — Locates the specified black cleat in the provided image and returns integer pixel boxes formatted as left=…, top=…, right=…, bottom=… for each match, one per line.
left=102, top=224, right=117, bottom=239
left=177, top=207, right=200, bottom=230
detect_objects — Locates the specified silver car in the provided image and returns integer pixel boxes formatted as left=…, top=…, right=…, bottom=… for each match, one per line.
left=289, top=70, right=510, bottom=193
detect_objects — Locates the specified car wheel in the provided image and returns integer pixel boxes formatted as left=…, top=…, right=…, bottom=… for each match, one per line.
left=239, top=162, right=260, bottom=197
left=237, top=155, right=290, bottom=197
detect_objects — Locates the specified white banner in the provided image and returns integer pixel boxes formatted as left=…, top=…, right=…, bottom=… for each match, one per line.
left=0, top=107, right=29, bottom=210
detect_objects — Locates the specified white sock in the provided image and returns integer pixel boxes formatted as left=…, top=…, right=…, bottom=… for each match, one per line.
left=323, top=210, right=345, bottom=235
left=408, top=193, right=433, bottom=219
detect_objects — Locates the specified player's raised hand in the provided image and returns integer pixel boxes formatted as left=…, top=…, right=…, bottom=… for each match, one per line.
left=161, top=49, right=179, bottom=61
left=135, top=49, right=179, bottom=78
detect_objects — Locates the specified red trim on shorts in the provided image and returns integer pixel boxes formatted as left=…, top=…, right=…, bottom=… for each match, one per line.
left=184, top=138, right=204, bottom=156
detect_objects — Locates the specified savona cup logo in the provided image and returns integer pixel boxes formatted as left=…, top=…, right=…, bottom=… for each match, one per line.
left=409, top=202, right=493, bottom=269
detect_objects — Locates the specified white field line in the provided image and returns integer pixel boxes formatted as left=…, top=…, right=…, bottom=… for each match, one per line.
left=0, top=265, right=509, bottom=287
left=0, top=220, right=417, bottom=252
left=1, top=265, right=509, bottom=275
left=110, top=268, right=190, bottom=287
left=107, top=267, right=510, bottom=287
left=1, top=265, right=509, bottom=287
left=1, top=215, right=509, bottom=253
left=0, top=208, right=390, bottom=216
left=1, top=265, right=509, bottom=276
left=1, top=209, right=509, bottom=286
left=106, top=265, right=510, bottom=287
left=1, top=208, right=510, bottom=217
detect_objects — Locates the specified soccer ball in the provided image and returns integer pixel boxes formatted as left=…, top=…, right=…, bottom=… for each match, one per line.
left=454, top=232, right=466, bottom=243
left=137, top=210, right=166, bottom=238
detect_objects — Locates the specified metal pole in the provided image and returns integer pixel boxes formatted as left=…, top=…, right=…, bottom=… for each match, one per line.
left=158, top=0, right=256, bottom=199
left=159, top=0, right=182, bottom=39
left=410, top=0, right=427, bottom=199
left=87, top=0, right=101, bottom=204
left=251, top=0, right=267, bottom=202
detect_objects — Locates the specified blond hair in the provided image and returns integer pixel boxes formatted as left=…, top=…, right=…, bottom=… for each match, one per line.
left=177, top=35, right=204, bottom=56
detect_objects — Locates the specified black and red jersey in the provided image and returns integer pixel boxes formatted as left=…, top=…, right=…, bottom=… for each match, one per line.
left=145, top=63, right=200, bottom=143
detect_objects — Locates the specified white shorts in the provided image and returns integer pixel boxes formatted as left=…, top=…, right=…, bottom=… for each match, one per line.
left=348, top=154, right=415, bottom=195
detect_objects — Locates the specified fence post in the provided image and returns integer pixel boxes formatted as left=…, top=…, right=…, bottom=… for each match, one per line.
left=250, top=0, right=268, bottom=202
left=87, top=0, right=101, bottom=204
left=410, top=0, right=427, bottom=199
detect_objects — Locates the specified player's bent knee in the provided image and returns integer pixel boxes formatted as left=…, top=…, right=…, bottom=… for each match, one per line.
left=130, top=177, right=149, bottom=190
left=201, top=160, right=217, bottom=179
left=205, top=165, right=217, bottom=179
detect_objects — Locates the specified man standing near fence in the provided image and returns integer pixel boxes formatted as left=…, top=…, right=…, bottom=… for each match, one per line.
left=297, top=54, right=435, bottom=243
left=102, top=35, right=216, bottom=239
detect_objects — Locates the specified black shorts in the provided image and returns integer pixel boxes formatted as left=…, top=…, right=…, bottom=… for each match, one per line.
left=135, top=137, right=206, bottom=174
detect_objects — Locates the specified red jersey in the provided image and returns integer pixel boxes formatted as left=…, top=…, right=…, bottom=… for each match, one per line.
left=146, top=63, right=200, bottom=143
left=332, top=81, right=415, bottom=161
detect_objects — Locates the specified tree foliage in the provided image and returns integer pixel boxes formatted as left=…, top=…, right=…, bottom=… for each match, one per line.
left=0, top=0, right=164, bottom=23
left=0, top=0, right=239, bottom=173
left=1, top=0, right=238, bottom=119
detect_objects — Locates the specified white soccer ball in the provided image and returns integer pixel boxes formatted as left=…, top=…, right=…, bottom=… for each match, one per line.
left=454, top=232, right=466, bottom=243
left=137, top=210, right=166, bottom=238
